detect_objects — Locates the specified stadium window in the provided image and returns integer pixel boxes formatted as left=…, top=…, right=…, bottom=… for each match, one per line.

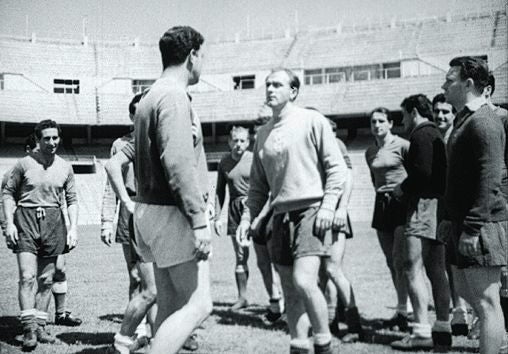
left=325, top=68, right=346, bottom=83
left=132, top=79, right=155, bottom=94
left=53, top=79, right=79, bottom=94
left=233, top=75, right=255, bottom=90
left=304, top=69, right=324, bottom=85
left=382, top=62, right=401, bottom=79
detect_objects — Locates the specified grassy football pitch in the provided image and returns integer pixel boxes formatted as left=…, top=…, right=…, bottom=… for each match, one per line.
left=0, top=223, right=478, bottom=353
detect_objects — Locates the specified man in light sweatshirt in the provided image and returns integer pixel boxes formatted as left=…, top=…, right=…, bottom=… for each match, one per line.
left=237, top=68, right=347, bottom=354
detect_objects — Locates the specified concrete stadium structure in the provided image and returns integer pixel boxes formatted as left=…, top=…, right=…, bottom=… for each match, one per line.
left=0, top=8, right=506, bottom=225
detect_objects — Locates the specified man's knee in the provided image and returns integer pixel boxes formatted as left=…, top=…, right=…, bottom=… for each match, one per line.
left=293, top=271, right=316, bottom=295
left=20, top=272, right=37, bottom=288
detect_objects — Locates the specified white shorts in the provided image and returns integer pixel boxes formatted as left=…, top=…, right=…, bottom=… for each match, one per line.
left=134, top=203, right=196, bottom=268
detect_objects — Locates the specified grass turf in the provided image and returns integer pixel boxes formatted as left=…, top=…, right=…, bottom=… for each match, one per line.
left=0, top=223, right=479, bottom=353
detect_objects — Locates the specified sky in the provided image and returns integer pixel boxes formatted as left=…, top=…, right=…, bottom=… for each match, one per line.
left=0, top=0, right=505, bottom=43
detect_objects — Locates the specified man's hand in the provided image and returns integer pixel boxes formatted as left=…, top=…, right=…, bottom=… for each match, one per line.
left=123, top=199, right=135, bottom=215
left=214, top=220, right=223, bottom=237
left=236, top=220, right=251, bottom=247
left=392, top=184, right=404, bottom=201
left=194, top=227, right=212, bottom=261
left=101, top=226, right=113, bottom=247
left=458, top=232, right=480, bottom=257
left=315, top=208, right=334, bottom=237
left=67, top=227, right=78, bottom=251
left=332, top=207, right=347, bottom=231
left=5, top=222, right=18, bottom=247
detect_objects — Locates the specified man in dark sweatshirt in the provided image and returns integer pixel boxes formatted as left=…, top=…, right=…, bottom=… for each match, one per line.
left=391, top=94, right=451, bottom=351
left=132, top=26, right=212, bottom=354
left=444, top=56, right=507, bottom=354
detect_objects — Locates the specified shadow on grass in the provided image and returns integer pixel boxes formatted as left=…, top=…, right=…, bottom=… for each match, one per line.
left=73, top=346, right=110, bottom=353
left=0, top=316, right=21, bottom=346
left=212, top=307, right=288, bottom=332
left=98, top=313, right=123, bottom=324
left=57, top=332, right=114, bottom=346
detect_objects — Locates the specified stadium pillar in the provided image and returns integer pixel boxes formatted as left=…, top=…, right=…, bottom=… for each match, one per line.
left=0, top=122, right=5, bottom=145
left=212, top=123, right=217, bottom=144
left=86, top=126, right=92, bottom=145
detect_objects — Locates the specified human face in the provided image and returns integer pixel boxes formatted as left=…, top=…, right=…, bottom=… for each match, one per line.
left=433, top=102, right=455, bottom=132
left=442, top=67, right=466, bottom=109
left=229, top=128, right=250, bottom=159
left=189, top=45, right=205, bottom=85
left=265, top=71, right=296, bottom=110
left=38, top=128, right=60, bottom=155
left=370, top=112, right=393, bottom=138
left=401, top=107, right=415, bottom=134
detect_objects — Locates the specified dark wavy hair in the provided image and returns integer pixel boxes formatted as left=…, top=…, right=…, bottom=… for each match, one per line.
left=34, top=119, right=61, bottom=139
left=159, top=26, right=204, bottom=69
left=449, top=56, right=489, bottom=94
left=401, top=94, right=434, bottom=121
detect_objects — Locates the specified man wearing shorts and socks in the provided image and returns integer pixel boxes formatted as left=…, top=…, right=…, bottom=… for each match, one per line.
left=101, top=93, right=144, bottom=324
left=391, top=94, right=451, bottom=351
left=3, top=120, right=78, bottom=351
left=132, top=26, right=212, bottom=354
left=444, top=56, right=507, bottom=354
left=432, top=94, right=469, bottom=336
left=237, top=68, right=347, bottom=354
left=214, top=125, right=253, bottom=311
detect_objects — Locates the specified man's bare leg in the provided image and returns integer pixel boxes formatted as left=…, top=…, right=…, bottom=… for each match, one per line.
left=149, top=260, right=212, bottom=354
left=463, top=267, right=504, bottom=354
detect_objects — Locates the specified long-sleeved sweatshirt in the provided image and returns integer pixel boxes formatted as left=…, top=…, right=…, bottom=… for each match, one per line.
left=244, top=105, right=346, bottom=221
left=400, top=121, right=446, bottom=198
left=446, top=99, right=507, bottom=236
left=134, top=77, right=208, bottom=229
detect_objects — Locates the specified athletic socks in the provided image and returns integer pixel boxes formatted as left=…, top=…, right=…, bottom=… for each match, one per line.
left=289, top=338, right=311, bottom=354
left=314, top=333, right=334, bottom=354
left=114, top=333, right=135, bottom=354
left=35, top=311, right=49, bottom=327
left=52, top=280, right=68, bottom=315
left=413, top=322, right=432, bottom=338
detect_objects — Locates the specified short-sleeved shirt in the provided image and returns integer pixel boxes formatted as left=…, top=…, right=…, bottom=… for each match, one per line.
left=2, top=154, right=77, bottom=208
left=365, top=135, right=409, bottom=193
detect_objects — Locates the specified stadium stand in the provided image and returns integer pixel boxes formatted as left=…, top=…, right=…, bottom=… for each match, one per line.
left=0, top=8, right=506, bottom=225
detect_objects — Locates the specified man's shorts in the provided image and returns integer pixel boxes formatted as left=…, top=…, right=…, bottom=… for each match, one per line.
left=227, top=197, right=246, bottom=236
left=133, top=203, right=197, bottom=268
left=270, top=206, right=333, bottom=266
left=115, top=203, right=132, bottom=245
left=127, top=214, right=141, bottom=264
left=13, top=206, right=68, bottom=258
left=372, top=192, right=407, bottom=232
left=251, top=209, right=274, bottom=246
left=448, top=220, right=507, bottom=269
left=404, top=197, right=439, bottom=242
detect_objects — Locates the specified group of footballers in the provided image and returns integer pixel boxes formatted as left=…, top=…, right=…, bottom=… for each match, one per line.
left=1, top=25, right=508, bottom=354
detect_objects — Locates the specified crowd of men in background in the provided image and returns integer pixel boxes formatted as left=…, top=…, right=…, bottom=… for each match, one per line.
left=1, top=25, right=507, bottom=354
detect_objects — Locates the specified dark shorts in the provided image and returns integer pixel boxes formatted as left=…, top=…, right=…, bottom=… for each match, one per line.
left=404, top=197, right=439, bottom=242
left=372, top=192, right=407, bottom=232
left=448, top=220, right=508, bottom=269
left=227, top=197, right=246, bottom=236
left=334, top=213, right=353, bottom=239
left=270, top=206, right=333, bottom=266
left=251, top=209, right=274, bottom=246
left=128, top=214, right=141, bottom=263
left=115, top=203, right=133, bottom=245
left=13, top=206, right=68, bottom=258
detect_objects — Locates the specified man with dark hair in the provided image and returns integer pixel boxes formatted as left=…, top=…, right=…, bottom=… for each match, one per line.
left=132, top=26, right=212, bottom=354
left=432, top=93, right=456, bottom=142
left=101, top=93, right=151, bottom=342
left=237, top=68, right=347, bottom=354
left=484, top=71, right=508, bottom=344
left=443, top=56, right=507, bottom=354
left=391, top=94, right=451, bottom=351
left=3, top=120, right=78, bottom=351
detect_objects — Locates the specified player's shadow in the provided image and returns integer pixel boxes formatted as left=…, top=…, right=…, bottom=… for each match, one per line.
left=57, top=331, right=114, bottom=346
left=98, top=313, right=123, bottom=324
left=73, top=347, right=111, bottom=354
left=0, top=316, right=21, bottom=346
left=212, top=302, right=287, bottom=332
